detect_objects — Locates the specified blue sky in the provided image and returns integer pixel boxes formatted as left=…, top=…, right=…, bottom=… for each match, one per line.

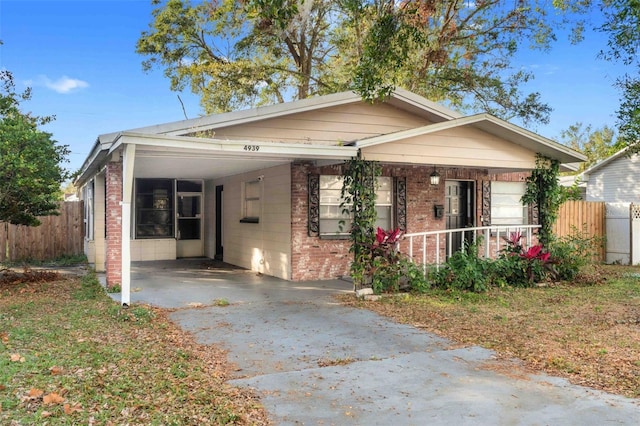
left=0, top=0, right=630, bottom=174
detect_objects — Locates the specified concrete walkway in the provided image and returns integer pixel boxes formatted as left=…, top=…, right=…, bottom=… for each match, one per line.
left=115, top=260, right=640, bottom=425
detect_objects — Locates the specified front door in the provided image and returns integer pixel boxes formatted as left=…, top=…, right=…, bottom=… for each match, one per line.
left=445, top=181, right=473, bottom=254
left=176, top=193, right=203, bottom=257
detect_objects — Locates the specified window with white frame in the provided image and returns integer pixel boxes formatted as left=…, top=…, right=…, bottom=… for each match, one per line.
left=83, top=181, right=94, bottom=241
left=319, top=175, right=392, bottom=236
left=491, top=181, right=528, bottom=225
left=241, top=179, right=261, bottom=223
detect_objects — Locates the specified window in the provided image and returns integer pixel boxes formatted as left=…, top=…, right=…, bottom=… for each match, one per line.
left=240, top=180, right=261, bottom=223
left=83, top=181, right=94, bottom=240
left=135, top=179, right=174, bottom=238
left=319, top=175, right=392, bottom=236
left=491, top=181, right=527, bottom=225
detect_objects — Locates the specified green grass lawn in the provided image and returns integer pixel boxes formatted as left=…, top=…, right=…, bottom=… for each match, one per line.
left=0, top=271, right=267, bottom=425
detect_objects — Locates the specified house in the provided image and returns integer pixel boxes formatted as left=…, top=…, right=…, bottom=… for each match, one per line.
left=580, top=146, right=638, bottom=202
left=576, top=146, right=640, bottom=265
left=75, top=88, right=585, bottom=305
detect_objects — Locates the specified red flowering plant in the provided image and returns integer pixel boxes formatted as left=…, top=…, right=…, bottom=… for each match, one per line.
left=497, top=232, right=553, bottom=286
left=502, top=231, right=524, bottom=254
left=519, top=244, right=552, bottom=284
left=364, top=227, right=406, bottom=293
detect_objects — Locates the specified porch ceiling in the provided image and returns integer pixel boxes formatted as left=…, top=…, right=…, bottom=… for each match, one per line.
left=134, top=150, right=292, bottom=180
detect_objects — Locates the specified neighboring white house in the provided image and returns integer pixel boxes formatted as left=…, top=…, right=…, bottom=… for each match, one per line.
left=580, top=146, right=639, bottom=202
left=575, top=146, right=640, bottom=265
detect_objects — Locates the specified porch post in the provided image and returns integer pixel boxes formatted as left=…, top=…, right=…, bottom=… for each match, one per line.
left=121, top=144, right=135, bottom=306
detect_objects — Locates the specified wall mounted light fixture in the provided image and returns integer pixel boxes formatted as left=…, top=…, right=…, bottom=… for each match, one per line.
left=430, top=167, right=440, bottom=186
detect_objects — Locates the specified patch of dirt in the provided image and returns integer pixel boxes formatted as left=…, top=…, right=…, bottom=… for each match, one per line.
left=0, top=268, right=61, bottom=288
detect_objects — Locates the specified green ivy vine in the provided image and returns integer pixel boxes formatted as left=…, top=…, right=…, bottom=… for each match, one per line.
left=521, top=154, right=562, bottom=246
left=340, top=152, right=381, bottom=288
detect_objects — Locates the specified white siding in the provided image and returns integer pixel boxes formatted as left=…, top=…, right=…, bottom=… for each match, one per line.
left=362, top=125, right=537, bottom=169
left=130, top=239, right=177, bottom=261
left=198, top=103, right=430, bottom=145
left=586, top=154, right=640, bottom=202
left=218, top=163, right=292, bottom=280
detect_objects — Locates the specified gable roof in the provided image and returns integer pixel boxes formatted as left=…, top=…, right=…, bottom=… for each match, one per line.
left=357, top=113, right=586, bottom=165
left=580, top=145, right=631, bottom=178
left=77, top=88, right=586, bottom=185
left=99, top=87, right=462, bottom=144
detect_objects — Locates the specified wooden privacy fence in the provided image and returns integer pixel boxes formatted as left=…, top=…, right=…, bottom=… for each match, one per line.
left=0, top=202, right=84, bottom=263
left=553, top=200, right=606, bottom=261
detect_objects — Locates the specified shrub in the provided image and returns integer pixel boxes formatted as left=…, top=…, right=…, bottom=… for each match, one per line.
left=494, top=232, right=553, bottom=287
left=431, top=238, right=493, bottom=292
left=547, top=227, right=604, bottom=281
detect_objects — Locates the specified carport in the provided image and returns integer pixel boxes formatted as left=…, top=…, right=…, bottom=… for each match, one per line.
left=110, top=258, right=353, bottom=308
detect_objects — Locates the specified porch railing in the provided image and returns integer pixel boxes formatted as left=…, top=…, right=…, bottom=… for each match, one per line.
left=400, top=224, right=541, bottom=272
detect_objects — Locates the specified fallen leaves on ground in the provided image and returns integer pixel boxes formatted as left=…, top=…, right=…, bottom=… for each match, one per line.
left=1, top=273, right=270, bottom=425
left=338, top=265, right=640, bottom=398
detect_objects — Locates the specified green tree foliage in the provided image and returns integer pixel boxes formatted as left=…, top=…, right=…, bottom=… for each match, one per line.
left=559, top=122, right=622, bottom=171
left=598, top=0, right=640, bottom=148
left=137, top=0, right=342, bottom=113
left=0, top=70, right=70, bottom=226
left=137, top=0, right=581, bottom=124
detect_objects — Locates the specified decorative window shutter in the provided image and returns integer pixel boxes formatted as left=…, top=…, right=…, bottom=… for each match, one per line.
left=482, top=180, right=491, bottom=226
left=308, top=174, right=320, bottom=236
left=394, top=176, right=407, bottom=231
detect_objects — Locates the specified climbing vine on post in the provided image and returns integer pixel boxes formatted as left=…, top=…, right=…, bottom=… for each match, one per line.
left=521, top=154, right=562, bottom=246
left=340, top=152, right=381, bottom=288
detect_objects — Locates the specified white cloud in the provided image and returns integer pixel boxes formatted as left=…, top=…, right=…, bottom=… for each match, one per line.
left=26, top=75, right=89, bottom=94
left=521, top=64, right=559, bottom=76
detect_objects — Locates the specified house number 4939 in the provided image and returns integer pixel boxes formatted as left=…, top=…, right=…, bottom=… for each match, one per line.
left=244, top=145, right=260, bottom=151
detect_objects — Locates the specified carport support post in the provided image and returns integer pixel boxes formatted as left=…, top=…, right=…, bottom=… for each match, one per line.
left=121, top=144, right=135, bottom=306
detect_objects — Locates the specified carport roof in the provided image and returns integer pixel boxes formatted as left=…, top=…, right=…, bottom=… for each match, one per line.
left=76, top=131, right=358, bottom=185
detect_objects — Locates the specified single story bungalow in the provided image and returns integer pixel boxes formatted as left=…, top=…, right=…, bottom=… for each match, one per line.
left=75, top=88, right=585, bottom=304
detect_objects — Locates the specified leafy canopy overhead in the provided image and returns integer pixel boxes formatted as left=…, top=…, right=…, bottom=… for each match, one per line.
left=598, top=0, right=640, bottom=149
left=0, top=69, right=70, bottom=226
left=137, top=0, right=583, bottom=125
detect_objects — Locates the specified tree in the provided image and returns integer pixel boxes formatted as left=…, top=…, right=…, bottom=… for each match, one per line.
left=137, top=0, right=343, bottom=113
left=559, top=122, right=622, bottom=171
left=137, top=0, right=579, bottom=124
left=0, top=70, right=70, bottom=226
left=597, top=0, right=640, bottom=149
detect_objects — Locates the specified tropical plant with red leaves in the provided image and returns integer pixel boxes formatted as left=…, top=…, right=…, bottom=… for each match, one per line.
left=364, top=227, right=409, bottom=293
left=519, top=244, right=552, bottom=284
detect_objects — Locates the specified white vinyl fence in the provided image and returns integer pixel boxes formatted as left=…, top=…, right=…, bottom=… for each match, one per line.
left=605, top=202, right=640, bottom=265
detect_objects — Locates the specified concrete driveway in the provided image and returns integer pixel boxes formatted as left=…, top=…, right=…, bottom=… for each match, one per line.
left=118, top=260, right=640, bottom=425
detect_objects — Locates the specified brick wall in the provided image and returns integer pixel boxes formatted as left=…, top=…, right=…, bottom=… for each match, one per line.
left=291, top=162, right=352, bottom=281
left=290, top=162, right=531, bottom=281
left=105, top=157, right=123, bottom=287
